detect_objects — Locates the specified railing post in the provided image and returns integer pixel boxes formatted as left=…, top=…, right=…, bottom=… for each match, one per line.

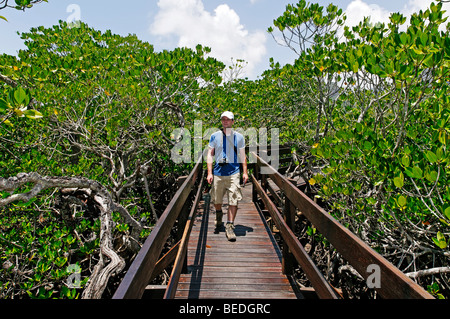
left=259, top=149, right=268, bottom=196
left=252, top=161, right=260, bottom=203
left=176, top=203, right=190, bottom=242
left=178, top=199, right=190, bottom=274
left=261, top=173, right=268, bottom=193
left=282, top=196, right=296, bottom=276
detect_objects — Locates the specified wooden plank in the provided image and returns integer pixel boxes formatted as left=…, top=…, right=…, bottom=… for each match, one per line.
left=175, top=184, right=298, bottom=299
left=179, top=277, right=292, bottom=284
left=187, top=254, right=282, bottom=262
left=177, top=283, right=294, bottom=294
left=185, top=266, right=287, bottom=274
left=187, top=253, right=279, bottom=259
left=175, top=290, right=297, bottom=299
left=187, top=261, right=284, bottom=268
left=187, top=247, right=279, bottom=254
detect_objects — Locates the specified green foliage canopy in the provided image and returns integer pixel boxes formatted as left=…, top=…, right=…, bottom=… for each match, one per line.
left=1, top=1, right=450, bottom=299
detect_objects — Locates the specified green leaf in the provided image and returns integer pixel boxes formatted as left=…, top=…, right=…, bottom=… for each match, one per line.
left=425, top=170, right=438, bottom=183
left=412, top=166, right=423, bottom=179
left=425, top=150, right=438, bottom=163
left=0, top=117, right=13, bottom=127
left=398, top=195, right=407, bottom=207
left=363, top=141, right=372, bottom=150
left=23, top=109, right=43, bottom=119
left=214, top=76, right=222, bottom=85
left=401, top=155, right=410, bottom=167
left=394, top=172, right=404, bottom=188
left=433, top=231, right=447, bottom=249
left=14, top=87, right=27, bottom=105
left=393, top=177, right=403, bottom=188
left=353, top=123, right=363, bottom=134
left=444, top=207, right=450, bottom=220
left=0, top=15, right=7, bottom=22
left=0, top=98, right=9, bottom=112
left=351, top=60, right=359, bottom=73
left=399, top=33, right=407, bottom=45
left=420, top=33, right=428, bottom=46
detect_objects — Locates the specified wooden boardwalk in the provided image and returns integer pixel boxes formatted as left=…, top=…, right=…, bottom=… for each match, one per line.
left=175, top=184, right=299, bottom=299
left=114, top=153, right=433, bottom=299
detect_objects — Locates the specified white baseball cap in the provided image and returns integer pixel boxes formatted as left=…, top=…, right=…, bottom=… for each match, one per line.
left=220, top=111, right=234, bottom=120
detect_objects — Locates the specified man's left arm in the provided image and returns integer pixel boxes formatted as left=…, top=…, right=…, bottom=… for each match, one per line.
left=239, top=145, right=248, bottom=185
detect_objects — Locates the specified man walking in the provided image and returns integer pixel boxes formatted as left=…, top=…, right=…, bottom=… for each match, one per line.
left=206, top=111, right=248, bottom=241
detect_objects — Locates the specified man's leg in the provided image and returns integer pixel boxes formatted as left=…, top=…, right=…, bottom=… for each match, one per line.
left=214, top=204, right=223, bottom=227
left=212, top=176, right=226, bottom=228
left=225, top=174, right=242, bottom=241
left=227, top=205, right=237, bottom=223
left=225, top=205, right=237, bottom=241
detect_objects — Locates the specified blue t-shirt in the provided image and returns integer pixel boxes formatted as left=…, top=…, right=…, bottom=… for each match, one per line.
left=209, top=130, right=245, bottom=176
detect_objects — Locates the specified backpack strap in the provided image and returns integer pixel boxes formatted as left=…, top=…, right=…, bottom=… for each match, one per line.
left=222, top=130, right=239, bottom=163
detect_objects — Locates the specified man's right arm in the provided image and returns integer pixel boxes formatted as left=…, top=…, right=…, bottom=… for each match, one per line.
left=207, top=147, right=214, bottom=184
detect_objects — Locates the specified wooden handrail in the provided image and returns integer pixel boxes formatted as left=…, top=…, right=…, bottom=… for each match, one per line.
left=149, top=240, right=180, bottom=283
left=251, top=173, right=339, bottom=299
left=164, top=170, right=205, bottom=299
left=251, top=152, right=434, bottom=299
left=113, top=155, right=203, bottom=299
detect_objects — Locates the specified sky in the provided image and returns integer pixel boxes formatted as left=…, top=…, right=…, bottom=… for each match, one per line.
left=1, top=0, right=449, bottom=79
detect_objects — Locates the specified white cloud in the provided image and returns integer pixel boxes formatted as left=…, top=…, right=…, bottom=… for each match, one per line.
left=401, top=0, right=450, bottom=21
left=150, top=0, right=267, bottom=79
left=344, top=0, right=450, bottom=29
left=344, top=0, right=391, bottom=27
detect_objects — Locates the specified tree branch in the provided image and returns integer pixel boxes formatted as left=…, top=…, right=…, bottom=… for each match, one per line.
left=0, top=73, right=18, bottom=87
left=405, top=267, right=450, bottom=279
left=0, top=172, right=142, bottom=299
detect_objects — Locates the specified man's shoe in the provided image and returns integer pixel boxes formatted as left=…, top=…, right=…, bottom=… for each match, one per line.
left=226, top=223, right=236, bottom=241
left=215, top=210, right=223, bottom=228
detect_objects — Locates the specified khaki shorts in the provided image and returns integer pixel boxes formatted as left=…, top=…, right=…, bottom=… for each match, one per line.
left=210, top=173, right=243, bottom=206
